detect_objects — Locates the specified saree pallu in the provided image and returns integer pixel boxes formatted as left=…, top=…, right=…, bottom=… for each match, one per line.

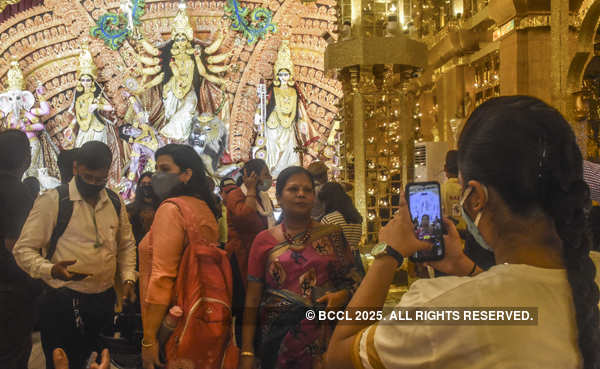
left=257, top=290, right=332, bottom=369
left=248, top=224, right=362, bottom=369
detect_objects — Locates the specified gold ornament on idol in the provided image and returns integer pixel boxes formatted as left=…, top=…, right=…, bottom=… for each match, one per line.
left=75, top=93, right=95, bottom=131
left=167, top=55, right=195, bottom=100
left=171, top=1, right=194, bottom=41
left=6, top=57, right=25, bottom=91
left=76, top=43, right=98, bottom=80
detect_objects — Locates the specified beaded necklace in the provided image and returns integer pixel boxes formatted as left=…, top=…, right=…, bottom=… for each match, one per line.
left=282, top=220, right=312, bottom=251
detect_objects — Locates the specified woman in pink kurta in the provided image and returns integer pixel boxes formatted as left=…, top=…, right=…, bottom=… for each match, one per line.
left=138, top=144, right=221, bottom=369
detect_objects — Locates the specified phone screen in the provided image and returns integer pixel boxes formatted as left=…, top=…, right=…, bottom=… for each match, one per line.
left=406, top=182, right=445, bottom=261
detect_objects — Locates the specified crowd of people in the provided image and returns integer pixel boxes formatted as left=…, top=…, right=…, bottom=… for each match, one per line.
left=1, top=94, right=600, bottom=369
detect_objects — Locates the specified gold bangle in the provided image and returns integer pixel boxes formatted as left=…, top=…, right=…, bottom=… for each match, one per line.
left=240, top=351, right=255, bottom=357
left=141, top=339, right=154, bottom=348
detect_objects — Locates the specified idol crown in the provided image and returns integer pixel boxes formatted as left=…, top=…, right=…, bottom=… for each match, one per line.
left=274, top=40, right=294, bottom=77
left=171, top=2, right=194, bottom=41
left=77, top=43, right=98, bottom=79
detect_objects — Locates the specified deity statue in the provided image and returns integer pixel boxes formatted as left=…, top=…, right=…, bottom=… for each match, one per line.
left=261, top=40, right=318, bottom=176
left=131, top=2, right=230, bottom=142
left=0, top=57, right=60, bottom=189
left=66, top=44, right=115, bottom=148
left=188, top=112, right=228, bottom=177
left=119, top=80, right=162, bottom=199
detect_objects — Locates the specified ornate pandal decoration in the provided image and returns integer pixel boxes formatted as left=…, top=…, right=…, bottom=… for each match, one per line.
left=282, top=220, right=312, bottom=251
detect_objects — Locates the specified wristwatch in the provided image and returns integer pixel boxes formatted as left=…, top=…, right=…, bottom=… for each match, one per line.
left=371, top=242, right=404, bottom=267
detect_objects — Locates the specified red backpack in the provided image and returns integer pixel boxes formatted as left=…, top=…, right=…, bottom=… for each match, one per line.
left=164, top=198, right=239, bottom=369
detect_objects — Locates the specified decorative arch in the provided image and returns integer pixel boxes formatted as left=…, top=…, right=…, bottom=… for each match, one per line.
left=565, top=0, right=600, bottom=147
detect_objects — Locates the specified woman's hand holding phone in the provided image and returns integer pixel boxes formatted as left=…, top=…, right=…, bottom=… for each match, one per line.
left=424, top=218, right=475, bottom=276
left=378, top=196, right=432, bottom=258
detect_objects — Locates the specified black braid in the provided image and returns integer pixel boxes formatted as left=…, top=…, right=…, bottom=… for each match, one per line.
left=458, top=96, right=600, bottom=368
left=541, top=129, right=600, bottom=369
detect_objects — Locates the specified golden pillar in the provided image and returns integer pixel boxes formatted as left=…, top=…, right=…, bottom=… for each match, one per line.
left=349, top=66, right=368, bottom=238
left=325, top=36, right=427, bottom=248
left=551, top=0, right=570, bottom=116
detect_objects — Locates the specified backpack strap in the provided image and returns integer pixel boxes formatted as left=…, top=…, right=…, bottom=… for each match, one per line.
left=47, top=186, right=122, bottom=261
left=105, top=188, right=122, bottom=217
left=47, top=184, right=73, bottom=261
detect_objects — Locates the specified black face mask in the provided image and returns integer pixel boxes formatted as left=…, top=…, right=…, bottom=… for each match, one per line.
left=141, top=185, right=154, bottom=198
left=76, top=175, right=104, bottom=198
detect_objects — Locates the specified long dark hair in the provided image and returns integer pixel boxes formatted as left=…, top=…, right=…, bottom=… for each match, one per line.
left=130, top=172, right=159, bottom=213
left=318, top=182, right=362, bottom=224
left=155, top=144, right=220, bottom=219
left=237, top=159, right=268, bottom=186
left=458, top=95, right=600, bottom=368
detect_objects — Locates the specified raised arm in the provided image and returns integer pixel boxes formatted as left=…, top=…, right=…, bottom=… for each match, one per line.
left=325, top=197, right=433, bottom=369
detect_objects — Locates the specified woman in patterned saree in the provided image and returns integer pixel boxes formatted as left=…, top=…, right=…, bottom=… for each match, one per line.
left=239, top=166, right=362, bottom=369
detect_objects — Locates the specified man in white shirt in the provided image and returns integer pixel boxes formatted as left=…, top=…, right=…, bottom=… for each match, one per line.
left=13, top=141, right=136, bottom=369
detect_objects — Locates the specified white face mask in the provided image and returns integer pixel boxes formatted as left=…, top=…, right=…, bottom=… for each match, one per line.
left=460, top=186, right=493, bottom=252
left=257, top=178, right=272, bottom=192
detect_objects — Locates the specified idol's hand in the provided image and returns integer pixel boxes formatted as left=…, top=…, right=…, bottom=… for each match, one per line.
left=378, top=196, right=431, bottom=258
left=88, top=103, right=98, bottom=114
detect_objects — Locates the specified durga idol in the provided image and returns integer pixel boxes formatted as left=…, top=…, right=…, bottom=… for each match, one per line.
left=132, top=2, right=229, bottom=142
left=263, top=40, right=318, bottom=176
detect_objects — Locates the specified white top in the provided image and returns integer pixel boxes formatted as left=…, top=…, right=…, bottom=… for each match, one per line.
left=13, top=179, right=137, bottom=294
left=321, top=210, right=362, bottom=249
left=354, top=263, right=593, bottom=369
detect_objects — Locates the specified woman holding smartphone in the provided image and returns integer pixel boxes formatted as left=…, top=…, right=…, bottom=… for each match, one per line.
left=326, top=96, right=600, bottom=369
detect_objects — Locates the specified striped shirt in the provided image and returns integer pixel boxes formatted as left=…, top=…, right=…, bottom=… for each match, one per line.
left=321, top=210, right=362, bottom=249
left=584, top=160, right=600, bottom=203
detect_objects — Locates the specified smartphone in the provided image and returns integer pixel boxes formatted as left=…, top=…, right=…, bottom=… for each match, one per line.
left=405, top=181, right=445, bottom=262
left=68, top=270, right=92, bottom=281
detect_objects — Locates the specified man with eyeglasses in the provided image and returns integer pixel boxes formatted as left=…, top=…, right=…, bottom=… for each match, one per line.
left=13, top=141, right=136, bottom=369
